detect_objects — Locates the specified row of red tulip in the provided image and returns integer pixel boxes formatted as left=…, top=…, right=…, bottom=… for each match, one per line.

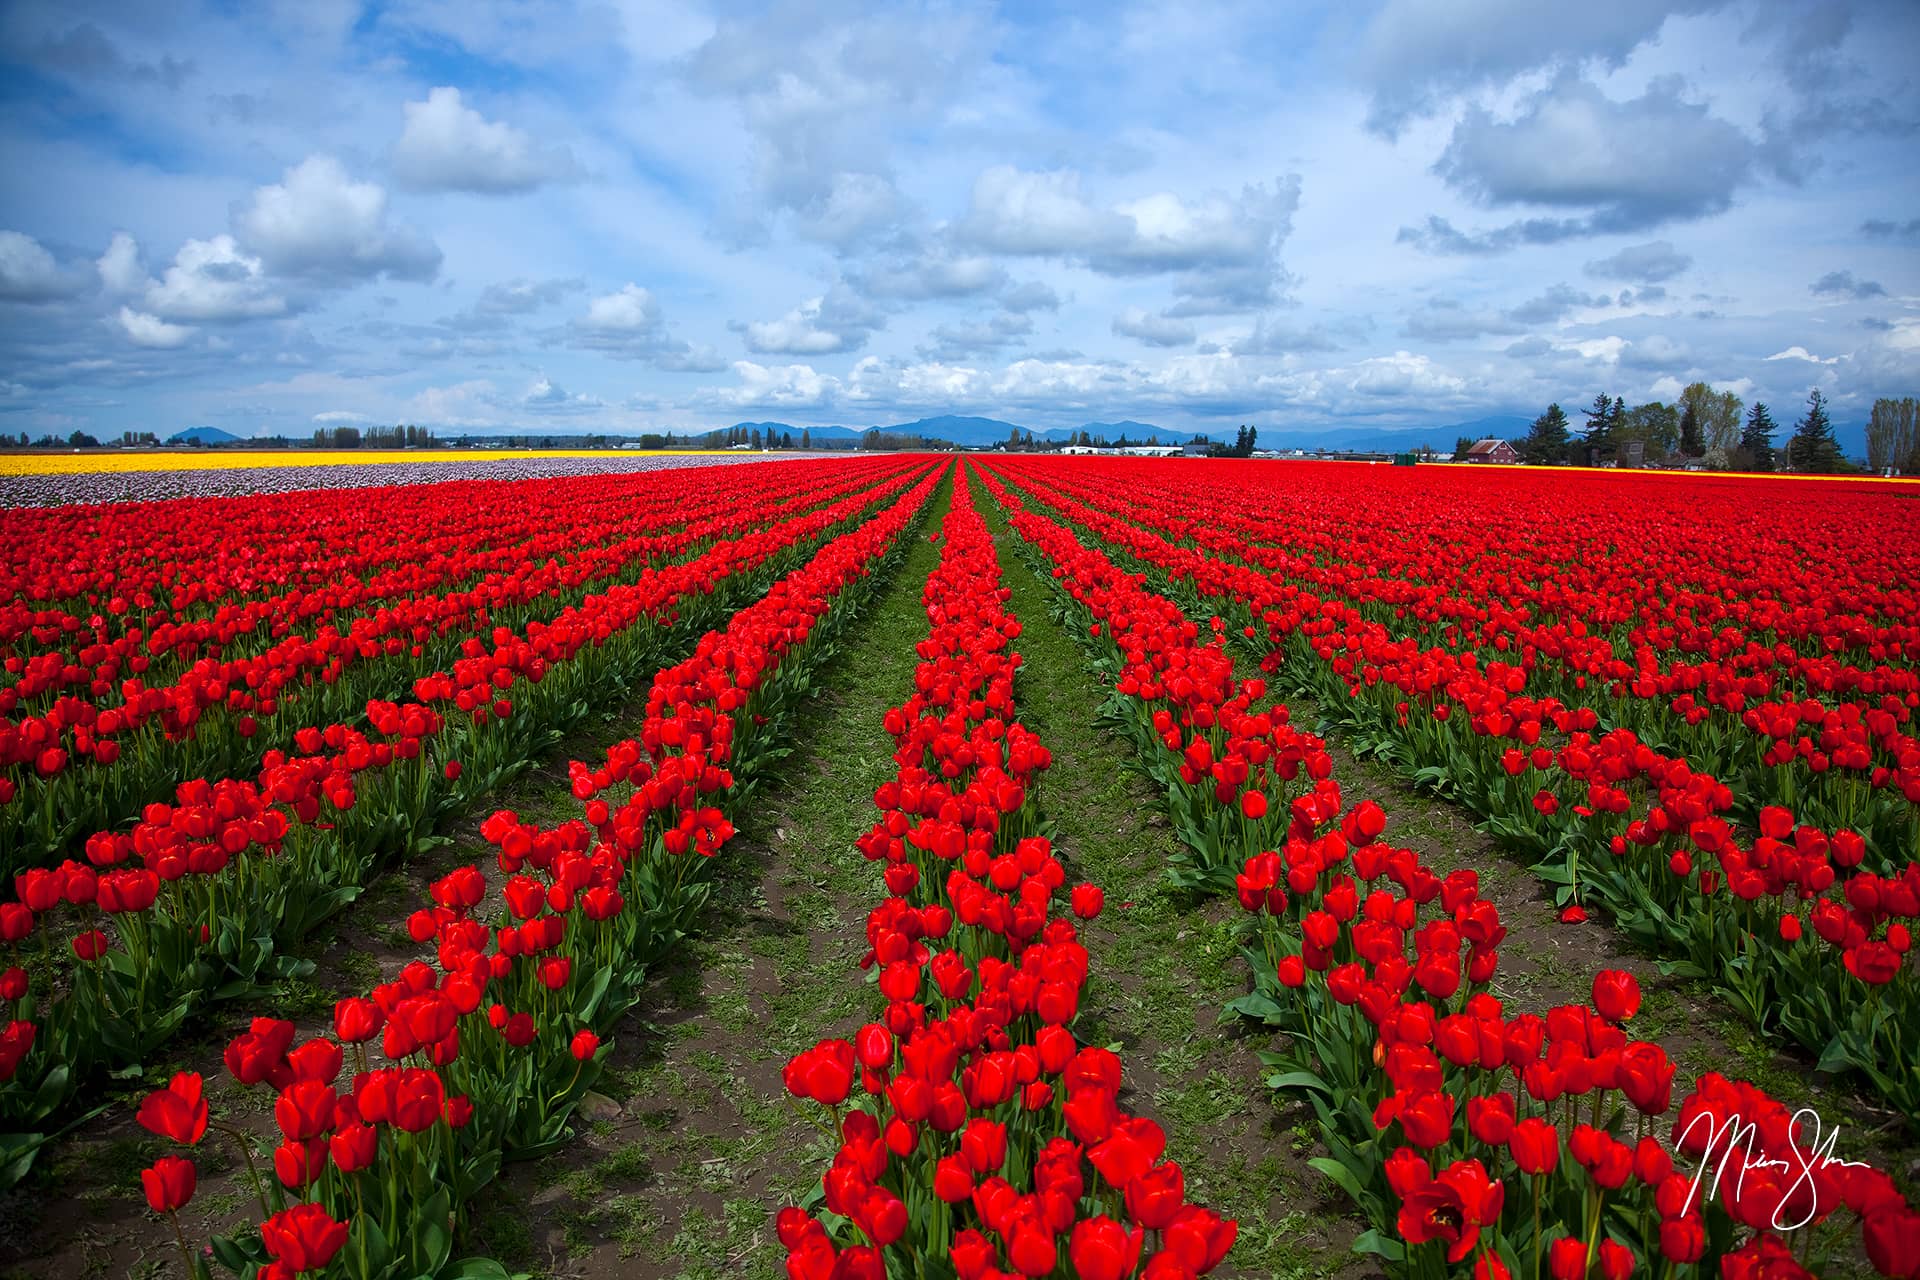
left=977, top=461, right=1920, bottom=1279
left=0, top=462, right=930, bottom=1185
left=121, top=464, right=942, bottom=1280
left=1, top=460, right=905, bottom=871
left=982, top=459, right=1920, bottom=1125
left=776, top=464, right=1236, bottom=1280
left=995, top=457, right=1920, bottom=849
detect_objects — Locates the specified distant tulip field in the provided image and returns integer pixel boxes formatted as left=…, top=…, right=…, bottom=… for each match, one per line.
left=1, top=454, right=1917, bottom=1280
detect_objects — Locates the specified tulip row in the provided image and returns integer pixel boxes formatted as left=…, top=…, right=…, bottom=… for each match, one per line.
left=1, top=459, right=901, bottom=872
left=122, top=462, right=942, bottom=1280
left=977, top=463, right=1920, bottom=1279
left=990, top=457, right=1920, bottom=853
left=981, top=459, right=1920, bottom=1127
left=775, top=464, right=1237, bottom=1280
left=0, top=462, right=929, bottom=1184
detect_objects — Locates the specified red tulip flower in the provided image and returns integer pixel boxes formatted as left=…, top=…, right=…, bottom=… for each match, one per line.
left=260, top=1202, right=349, bottom=1274
left=140, top=1155, right=196, bottom=1214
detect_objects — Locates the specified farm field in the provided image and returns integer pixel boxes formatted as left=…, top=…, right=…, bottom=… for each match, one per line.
left=1, top=454, right=1917, bottom=1280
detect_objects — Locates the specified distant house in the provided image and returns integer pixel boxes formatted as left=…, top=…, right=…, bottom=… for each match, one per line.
left=1181, top=441, right=1211, bottom=457
left=1462, top=438, right=1521, bottom=465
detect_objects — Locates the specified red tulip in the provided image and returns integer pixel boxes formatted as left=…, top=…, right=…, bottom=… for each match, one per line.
left=140, top=1155, right=196, bottom=1213
left=260, top=1202, right=349, bottom=1274
left=135, top=1073, right=208, bottom=1145
left=1591, top=970, right=1641, bottom=1022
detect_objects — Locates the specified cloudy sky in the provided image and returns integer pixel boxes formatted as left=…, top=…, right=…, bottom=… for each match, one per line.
left=1, top=0, right=1916, bottom=440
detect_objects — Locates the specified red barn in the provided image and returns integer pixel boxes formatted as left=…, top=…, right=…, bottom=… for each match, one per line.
left=1462, top=438, right=1521, bottom=465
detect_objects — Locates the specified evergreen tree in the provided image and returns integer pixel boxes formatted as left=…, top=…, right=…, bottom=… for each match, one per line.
left=1234, top=425, right=1250, bottom=456
left=1243, top=425, right=1257, bottom=456
left=1739, top=403, right=1776, bottom=472
left=1520, top=403, right=1571, bottom=465
left=1787, top=388, right=1841, bottom=473
left=1453, top=435, right=1473, bottom=460
left=801, top=428, right=811, bottom=450
left=1679, top=401, right=1704, bottom=457
left=1583, top=392, right=1616, bottom=462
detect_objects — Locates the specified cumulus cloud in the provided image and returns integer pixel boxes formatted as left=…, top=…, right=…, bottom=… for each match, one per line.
left=0, top=231, right=79, bottom=302
left=1405, top=74, right=1756, bottom=251
left=739, top=286, right=883, bottom=354
left=1356, top=0, right=1717, bottom=134
left=571, top=283, right=666, bottom=349
left=521, top=374, right=602, bottom=412
left=391, top=88, right=581, bottom=194
left=566, top=283, right=719, bottom=369
left=956, top=167, right=1298, bottom=313
left=116, top=307, right=195, bottom=349
left=234, top=156, right=441, bottom=281
left=1810, top=270, right=1886, bottom=300
left=1584, top=240, right=1692, bottom=283
left=96, top=232, right=152, bottom=295
left=710, top=360, right=839, bottom=409
left=1112, top=307, right=1195, bottom=348
left=144, top=235, right=286, bottom=321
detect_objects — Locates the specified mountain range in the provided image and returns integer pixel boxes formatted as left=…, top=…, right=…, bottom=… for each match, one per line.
left=167, top=426, right=243, bottom=445
left=728, top=414, right=1534, bottom=451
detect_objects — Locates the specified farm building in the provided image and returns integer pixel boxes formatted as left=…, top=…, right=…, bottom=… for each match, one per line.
left=1461, top=438, right=1521, bottom=465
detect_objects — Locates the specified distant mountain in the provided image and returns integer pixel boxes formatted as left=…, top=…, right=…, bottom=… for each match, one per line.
left=722, top=414, right=1540, bottom=451
left=1068, top=420, right=1187, bottom=442
left=168, top=426, right=242, bottom=445
left=1248, top=417, right=1532, bottom=454
left=877, top=415, right=1029, bottom=446
left=729, top=422, right=866, bottom=441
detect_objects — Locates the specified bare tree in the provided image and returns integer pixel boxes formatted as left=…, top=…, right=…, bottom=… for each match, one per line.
left=1866, top=397, right=1917, bottom=474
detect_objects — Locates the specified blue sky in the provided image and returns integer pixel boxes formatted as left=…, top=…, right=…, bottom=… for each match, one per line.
left=0, top=0, right=1916, bottom=439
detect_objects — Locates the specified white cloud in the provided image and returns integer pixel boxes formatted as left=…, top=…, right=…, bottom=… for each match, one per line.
left=521, top=374, right=602, bottom=411
left=712, top=360, right=838, bottom=408
left=742, top=298, right=850, bottom=354
left=578, top=283, right=662, bottom=334
left=391, top=87, right=581, bottom=194
left=958, top=168, right=1133, bottom=256
left=957, top=167, right=1298, bottom=312
left=116, top=307, right=195, bottom=348
left=1765, top=345, right=1840, bottom=364
left=234, top=155, right=441, bottom=281
left=97, top=232, right=153, bottom=295
left=0, top=231, right=77, bottom=301
left=145, top=235, right=287, bottom=321
left=739, top=285, right=883, bottom=354
left=1358, top=0, right=1719, bottom=133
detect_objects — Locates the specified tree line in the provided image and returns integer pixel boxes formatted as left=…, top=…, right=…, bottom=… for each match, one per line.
left=1501, top=384, right=1890, bottom=474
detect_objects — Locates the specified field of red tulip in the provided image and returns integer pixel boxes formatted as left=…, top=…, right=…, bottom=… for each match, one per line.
left=2, top=454, right=1917, bottom=1280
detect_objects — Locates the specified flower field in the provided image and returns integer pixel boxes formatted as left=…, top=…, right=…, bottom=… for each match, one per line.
left=1, top=455, right=1917, bottom=1280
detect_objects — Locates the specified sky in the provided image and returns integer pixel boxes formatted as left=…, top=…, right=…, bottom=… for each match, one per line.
left=0, top=0, right=1916, bottom=440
